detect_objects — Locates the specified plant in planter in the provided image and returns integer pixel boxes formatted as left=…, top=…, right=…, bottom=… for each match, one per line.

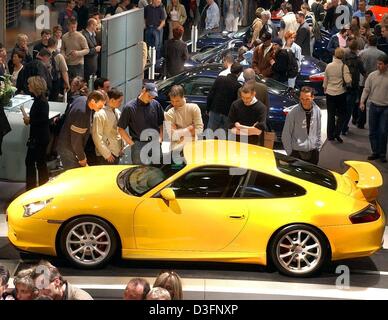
left=0, top=74, right=17, bottom=108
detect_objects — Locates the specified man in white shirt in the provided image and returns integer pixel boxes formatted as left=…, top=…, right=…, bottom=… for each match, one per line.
left=92, top=88, right=124, bottom=165
left=164, top=85, right=204, bottom=152
left=219, top=53, right=234, bottom=76
left=205, top=0, right=220, bottom=32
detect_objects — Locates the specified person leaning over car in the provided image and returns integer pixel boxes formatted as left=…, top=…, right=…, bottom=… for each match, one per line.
left=281, top=86, right=322, bottom=165
left=92, top=88, right=124, bottom=165
left=57, top=90, right=105, bottom=169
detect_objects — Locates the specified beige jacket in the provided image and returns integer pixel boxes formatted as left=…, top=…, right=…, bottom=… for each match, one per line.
left=92, top=105, right=122, bottom=158
left=323, top=57, right=352, bottom=96
left=164, top=101, right=203, bottom=151
left=166, top=3, right=187, bottom=25
left=251, top=18, right=263, bottom=43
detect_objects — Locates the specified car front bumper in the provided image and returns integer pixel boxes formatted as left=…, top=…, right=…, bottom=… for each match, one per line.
left=7, top=205, right=60, bottom=256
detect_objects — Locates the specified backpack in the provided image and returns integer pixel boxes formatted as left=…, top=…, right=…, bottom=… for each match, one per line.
left=50, top=51, right=60, bottom=82
left=286, top=49, right=298, bottom=79
left=343, top=53, right=360, bottom=89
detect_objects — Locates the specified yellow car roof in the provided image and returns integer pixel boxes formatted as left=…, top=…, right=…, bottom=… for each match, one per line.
left=183, top=140, right=277, bottom=172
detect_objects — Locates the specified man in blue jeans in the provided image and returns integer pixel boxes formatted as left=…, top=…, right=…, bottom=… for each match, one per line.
left=360, top=54, right=388, bottom=163
left=144, top=0, right=167, bottom=59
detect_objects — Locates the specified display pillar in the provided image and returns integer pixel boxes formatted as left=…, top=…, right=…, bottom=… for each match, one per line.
left=0, top=1, right=6, bottom=46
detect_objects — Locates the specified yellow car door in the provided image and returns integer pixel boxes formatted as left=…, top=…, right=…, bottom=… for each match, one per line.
left=134, top=166, right=249, bottom=251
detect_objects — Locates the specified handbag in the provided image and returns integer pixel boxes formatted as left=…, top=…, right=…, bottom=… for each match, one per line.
left=341, top=64, right=352, bottom=91
left=263, top=131, right=276, bottom=149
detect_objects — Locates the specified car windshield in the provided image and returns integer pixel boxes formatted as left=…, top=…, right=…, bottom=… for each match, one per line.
left=157, top=73, right=186, bottom=92
left=191, top=45, right=226, bottom=62
left=275, top=153, right=337, bottom=190
left=120, top=163, right=186, bottom=196
left=231, top=27, right=249, bottom=39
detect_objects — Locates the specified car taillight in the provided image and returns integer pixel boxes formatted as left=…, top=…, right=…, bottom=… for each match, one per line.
left=309, top=73, right=324, bottom=82
left=349, top=205, right=380, bottom=224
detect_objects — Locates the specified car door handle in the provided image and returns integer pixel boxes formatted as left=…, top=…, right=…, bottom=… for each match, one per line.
left=228, top=214, right=246, bottom=220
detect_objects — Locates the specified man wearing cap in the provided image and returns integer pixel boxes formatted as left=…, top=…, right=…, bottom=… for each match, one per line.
left=118, top=83, right=164, bottom=165
left=252, top=32, right=274, bottom=78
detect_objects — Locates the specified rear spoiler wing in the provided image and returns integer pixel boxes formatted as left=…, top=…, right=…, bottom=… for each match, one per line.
left=343, top=161, right=383, bottom=189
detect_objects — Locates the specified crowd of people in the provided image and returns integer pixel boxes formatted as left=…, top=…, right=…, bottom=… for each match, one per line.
left=0, top=0, right=387, bottom=186
left=0, top=262, right=183, bottom=300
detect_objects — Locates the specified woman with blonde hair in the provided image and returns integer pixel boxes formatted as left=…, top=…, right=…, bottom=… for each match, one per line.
left=323, top=47, right=352, bottom=143
left=283, top=30, right=302, bottom=88
left=153, top=270, right=183, bottom=300
left=360, top=22, right=372, bottom=46
left=9, top=33, right=32, bottom=73
left=166, top=0, right=187, bottom=39
left=23, top=76, right=50, bottom=190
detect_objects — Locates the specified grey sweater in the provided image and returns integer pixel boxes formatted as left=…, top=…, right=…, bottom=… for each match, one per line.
left=360, top=70, right=388, bottom=107
left=281, top=103, right=322, bottom=155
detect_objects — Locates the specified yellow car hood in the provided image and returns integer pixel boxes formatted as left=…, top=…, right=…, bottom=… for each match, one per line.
left=16, top=165, right=133, bottom=205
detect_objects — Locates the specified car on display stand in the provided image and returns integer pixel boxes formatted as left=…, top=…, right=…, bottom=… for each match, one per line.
left=6, top=140, right=385, bottom=277
left=155, top=64, right=299, bottom=141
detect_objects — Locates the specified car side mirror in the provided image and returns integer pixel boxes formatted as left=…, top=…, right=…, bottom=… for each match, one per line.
left=160, top=188, right=176, bottom=201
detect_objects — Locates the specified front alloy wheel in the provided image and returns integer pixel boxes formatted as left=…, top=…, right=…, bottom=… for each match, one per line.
left=270, top=224, right=328, bottom=277
left=60, top=217, right=117, bottom=269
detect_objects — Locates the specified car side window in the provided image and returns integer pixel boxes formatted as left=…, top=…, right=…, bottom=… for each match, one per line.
left=181, top=77, right=215, bottom=96
left=169, top=166, right=247, bottom=199
left=239, top=170, right=306, bottom=198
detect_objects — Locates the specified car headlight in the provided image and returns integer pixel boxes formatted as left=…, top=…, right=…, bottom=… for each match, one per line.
left=23, top=198, right=53, bottom=217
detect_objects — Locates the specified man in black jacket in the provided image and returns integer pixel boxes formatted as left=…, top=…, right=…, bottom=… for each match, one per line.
left=57, top=91, right=105, bottom=169
left=229, top=82, right=267, bottom=146
left=206, top=63, right=243, bottom=133
left=342, top=39, right=365, bottom=135
left=295, top=11, right=311, bottom=56
left=17, top=48, right=53, bottom=96
left=270, top=37, right=289, bottom=84
left=82, top=18, right=101, bottom=81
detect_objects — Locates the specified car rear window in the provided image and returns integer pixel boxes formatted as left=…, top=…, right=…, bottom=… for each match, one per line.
left=275, top=153, right=337, bottom=190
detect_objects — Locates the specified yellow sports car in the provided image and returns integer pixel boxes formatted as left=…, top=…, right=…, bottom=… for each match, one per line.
left=6, top=140, right=385, bottom=277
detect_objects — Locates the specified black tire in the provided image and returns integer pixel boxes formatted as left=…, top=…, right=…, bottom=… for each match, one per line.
left=269, top=224, right=329, bottom=277
left=60, top=216, right=117, bottom=269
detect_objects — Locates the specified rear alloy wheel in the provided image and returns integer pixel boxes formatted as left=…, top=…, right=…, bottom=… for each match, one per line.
left=60, top=217, right=117, bottom=269
left=270, top=224, right=328, bottom=277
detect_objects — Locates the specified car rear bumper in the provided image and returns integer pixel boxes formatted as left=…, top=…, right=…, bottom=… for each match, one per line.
left=321, top=204, right=386, bottom=261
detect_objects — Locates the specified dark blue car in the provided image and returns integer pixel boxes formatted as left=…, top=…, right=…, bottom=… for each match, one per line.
left=155, top=64, right=299, bottom=141
left=196, top=27, right=251, bottom=52
left=196, top=21, right=331, bottom=63
left=185, top=41, right=327, bottom=97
